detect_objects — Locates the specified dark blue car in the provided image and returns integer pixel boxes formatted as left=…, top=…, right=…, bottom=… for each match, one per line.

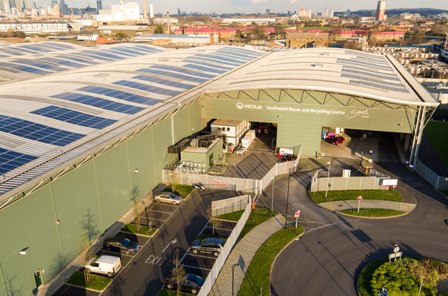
left=103, top=237, right=139, bottom=254
left=164, top=273, right=205, bottom=294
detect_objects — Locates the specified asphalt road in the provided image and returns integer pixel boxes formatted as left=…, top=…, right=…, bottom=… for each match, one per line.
left=261, top=163, right=448, bottom=296
left=99, top=189, right=235, bottom=296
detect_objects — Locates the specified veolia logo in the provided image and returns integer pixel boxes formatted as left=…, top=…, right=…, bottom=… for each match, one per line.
left=236, top=102, right=263, bottom=110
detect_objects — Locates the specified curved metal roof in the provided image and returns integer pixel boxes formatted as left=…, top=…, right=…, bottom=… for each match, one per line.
left=204, top=47, right=439, bottom=107
left=0, top=44, right=439, bottom=203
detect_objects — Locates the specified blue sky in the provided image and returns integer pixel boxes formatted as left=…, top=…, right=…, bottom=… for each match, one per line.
left=75, top=0, right=447, bottom=13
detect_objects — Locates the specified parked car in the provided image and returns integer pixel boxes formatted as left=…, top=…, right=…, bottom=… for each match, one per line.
left=329, top=136, right=345, bottom=145
left=164, top=273, right=205, bottom=294
left=191, top=237, right=225, bottom=257
left=103, top=237, right=139, bottom=254
left=85, top=255, right=122, bottom=277
left=192, top=182, right=205, bottom=190
left=155, top=192, right=183, bottom=205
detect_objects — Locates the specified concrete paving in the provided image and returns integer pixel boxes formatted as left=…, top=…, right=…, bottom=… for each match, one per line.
left=210, top=214, right=284, bottom=296
left=319, top=200, right=416, bottom=213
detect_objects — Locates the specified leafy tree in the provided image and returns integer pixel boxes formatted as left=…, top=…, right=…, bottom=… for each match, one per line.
left=251, top=26, right=265, bottom=40
left=235, top=29, right=244, bottom=41
left=115, top=32, right=128, bottom=41
left=154, top=25, right=164, bottom=34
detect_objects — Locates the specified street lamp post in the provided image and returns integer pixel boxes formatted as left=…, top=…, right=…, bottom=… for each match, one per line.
left=0, top=261, right=9, bottom=296
left=271, top=177, right=275, bottom=213
left=325, top=161, right=331, bottom=200
left=232, top=263, right=239, bottom=296
left=284, top=168, right=292, bottom=227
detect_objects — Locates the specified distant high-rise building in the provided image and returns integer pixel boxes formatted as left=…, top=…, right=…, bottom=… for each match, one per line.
left=96, top=0, right=102, bottom=11
left=376, top=0, right=386, bottom=21
left=177, top=7, right=180, bottom=16
left=60, top=0, right=69, bottom=14
left=15, top=0, right=23, bottom=12
left=265, top=8, right=270, bottom=14
left=149, top=2, right=154, bottom=18
left=142, top=0, right=147, bottom=20
left=297, top=8, right=312, bottom=18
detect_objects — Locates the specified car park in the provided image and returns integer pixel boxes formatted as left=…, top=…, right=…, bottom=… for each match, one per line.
left=103, top=237, right=139, bottom=254
left=85, top=255, right=122, bottom=277
left=191, top=237, right=225, bottom=257
left=164, top=273, right=205, bottom=294
left=155, top=192, right=183, bottom=205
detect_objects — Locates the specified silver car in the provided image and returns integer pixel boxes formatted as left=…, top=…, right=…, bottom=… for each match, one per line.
left=155, top=192, right=183, bottom=205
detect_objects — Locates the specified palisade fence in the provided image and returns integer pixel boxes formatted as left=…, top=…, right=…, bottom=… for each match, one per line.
left=162, top=146, right=302, bottom=194
left=414, top=159, right=448, bottom=190
left=211, top=195, right=249, bottom=216
left=198, top=196, right=252, bottom=296
left=310, top=170, right=390, bottom=192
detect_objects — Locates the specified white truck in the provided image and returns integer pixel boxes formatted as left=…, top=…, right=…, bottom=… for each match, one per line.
left=85, top=255, right=122, bottom=277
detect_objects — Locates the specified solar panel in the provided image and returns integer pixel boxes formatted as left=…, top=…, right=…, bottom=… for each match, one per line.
left=151, top=65, right=216, bottom=79
left=192, top=54, right=242, bottom=67
left=0, top=62, right=51, bottom=74
left=138, top=68, right=208, bottom=83
left=31, top=105, right=117, bottom=129
left=132, top=75, right=196, bottom=89
left=131, top=45, right=160, bottom=53
left=0, top=147, right=37, bottom=175
left=104, top=48, right=138, bottom=57
left=51, top=92, right=144, bottom=114
left=0, top=115, right=85, bottom=146
left=183, top=63, right=227, bottom=74
left=213, top=51, right=256, bottom=61
left=218, top=48, right=262, bottom=58
left=12, top=59, right=67, bottom=71
left=0, top=48, right=26, bottom=56
left=342, top=67, right=399, bottom=81
left=349, top=80, right=409, bottom=93
left=56, top=55, right=97, bottom=65
left=94, top=51, right=125, bottom=60
left=342, top=73, right=405, bottom=88
left=113, top=80, right=181, bottom=96
left=75, top=52, right=116, bottom=61
left=78, top=85, right=159, bottom=105
left=186, top=60, right=232, bottom=71
left=338, top=58, right=390, bottom=72
left=37, top=57, right=85, bottom=68
left=108, top=47, right=147, bottom=56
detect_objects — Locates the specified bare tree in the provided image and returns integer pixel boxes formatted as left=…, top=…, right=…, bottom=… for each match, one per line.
left=170, top=248, right=186, bottom=296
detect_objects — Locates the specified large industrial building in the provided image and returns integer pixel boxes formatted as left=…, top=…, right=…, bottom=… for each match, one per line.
left=0, top=41, right=439, bottom=295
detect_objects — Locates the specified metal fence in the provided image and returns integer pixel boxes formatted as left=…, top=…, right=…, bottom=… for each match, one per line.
left=211, top=195, right=250, bottom=216
left=415, top=159, right=448, bottom=190
left=310, top=170, right=389, bottom=192
left=162, top=170, right=261, bottom=193
left=198, top=197, right=252, bottom=296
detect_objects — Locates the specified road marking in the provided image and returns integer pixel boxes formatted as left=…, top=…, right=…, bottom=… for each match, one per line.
left=145, top=254, right=163, bottom=265
left=305, top=223, right=336, bottom=234
left=101, top=249, right=135, bottom=258
left=186, top=253, right=218, bottom=260
left=146, top=209, right=175, bottom=215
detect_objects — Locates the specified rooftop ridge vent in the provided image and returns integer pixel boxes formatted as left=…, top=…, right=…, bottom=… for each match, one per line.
left=310, top=64, right=323, bottom=67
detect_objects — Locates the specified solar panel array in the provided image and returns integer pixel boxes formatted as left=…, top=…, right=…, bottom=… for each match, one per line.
left=0, top=148, right=37, bottom=175
left=0, top=115, right=85, bottom=146
left=0, top=45, right=263, bottom=178
left=51, top=93, right=144, bottom=114
left=31, top=106, right=117, bottom=129
left=0, top=44, right=161, bottom=75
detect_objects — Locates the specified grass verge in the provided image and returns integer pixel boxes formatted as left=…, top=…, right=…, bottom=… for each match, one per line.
left=309, top=189, right=403, bottom=204
left=169, top=184, right=193, bottom=198
left=122, top=223, right=158, bottom=236
left=424, top=121, right=448, bottom=168
left=67, top=271, right=111, bottom=291
left=340, top=208, right=405, bottom=217
left=237, top=226, right=304, bottom=296
left=216, top=210, right=244, bottom=221
left=357, top=258, right=387, bottom=296
left=239, top=207, right=276, bottom=239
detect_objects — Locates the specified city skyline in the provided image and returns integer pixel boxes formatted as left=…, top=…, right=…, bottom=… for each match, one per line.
left=31, top=0, right=448, bottom=13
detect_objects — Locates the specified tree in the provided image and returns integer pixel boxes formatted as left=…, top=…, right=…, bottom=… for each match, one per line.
left=170, top=248, right=186, bottom=296
left=115, top=32, right=128, bottom=41
left=251, top=26, right=265, bottom=40
left=235, top=29, right=244, bottom=42
left=154, top=25, right=164, bottom=34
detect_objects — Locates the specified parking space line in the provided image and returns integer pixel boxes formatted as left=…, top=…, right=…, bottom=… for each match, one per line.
left=182, top=264, right=211, bottom=271
left=101, top=250, right=136, bottom=258
left=146, top=209, right=175, bottom=215
left=186, top=253, right=218, bottom=260
left=150, top=203, right=178, bottom=209
left=204, top=225, right=234, bottom=232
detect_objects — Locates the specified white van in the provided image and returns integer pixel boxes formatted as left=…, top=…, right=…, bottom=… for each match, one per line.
left=85, top=255, right=122, bottom=277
